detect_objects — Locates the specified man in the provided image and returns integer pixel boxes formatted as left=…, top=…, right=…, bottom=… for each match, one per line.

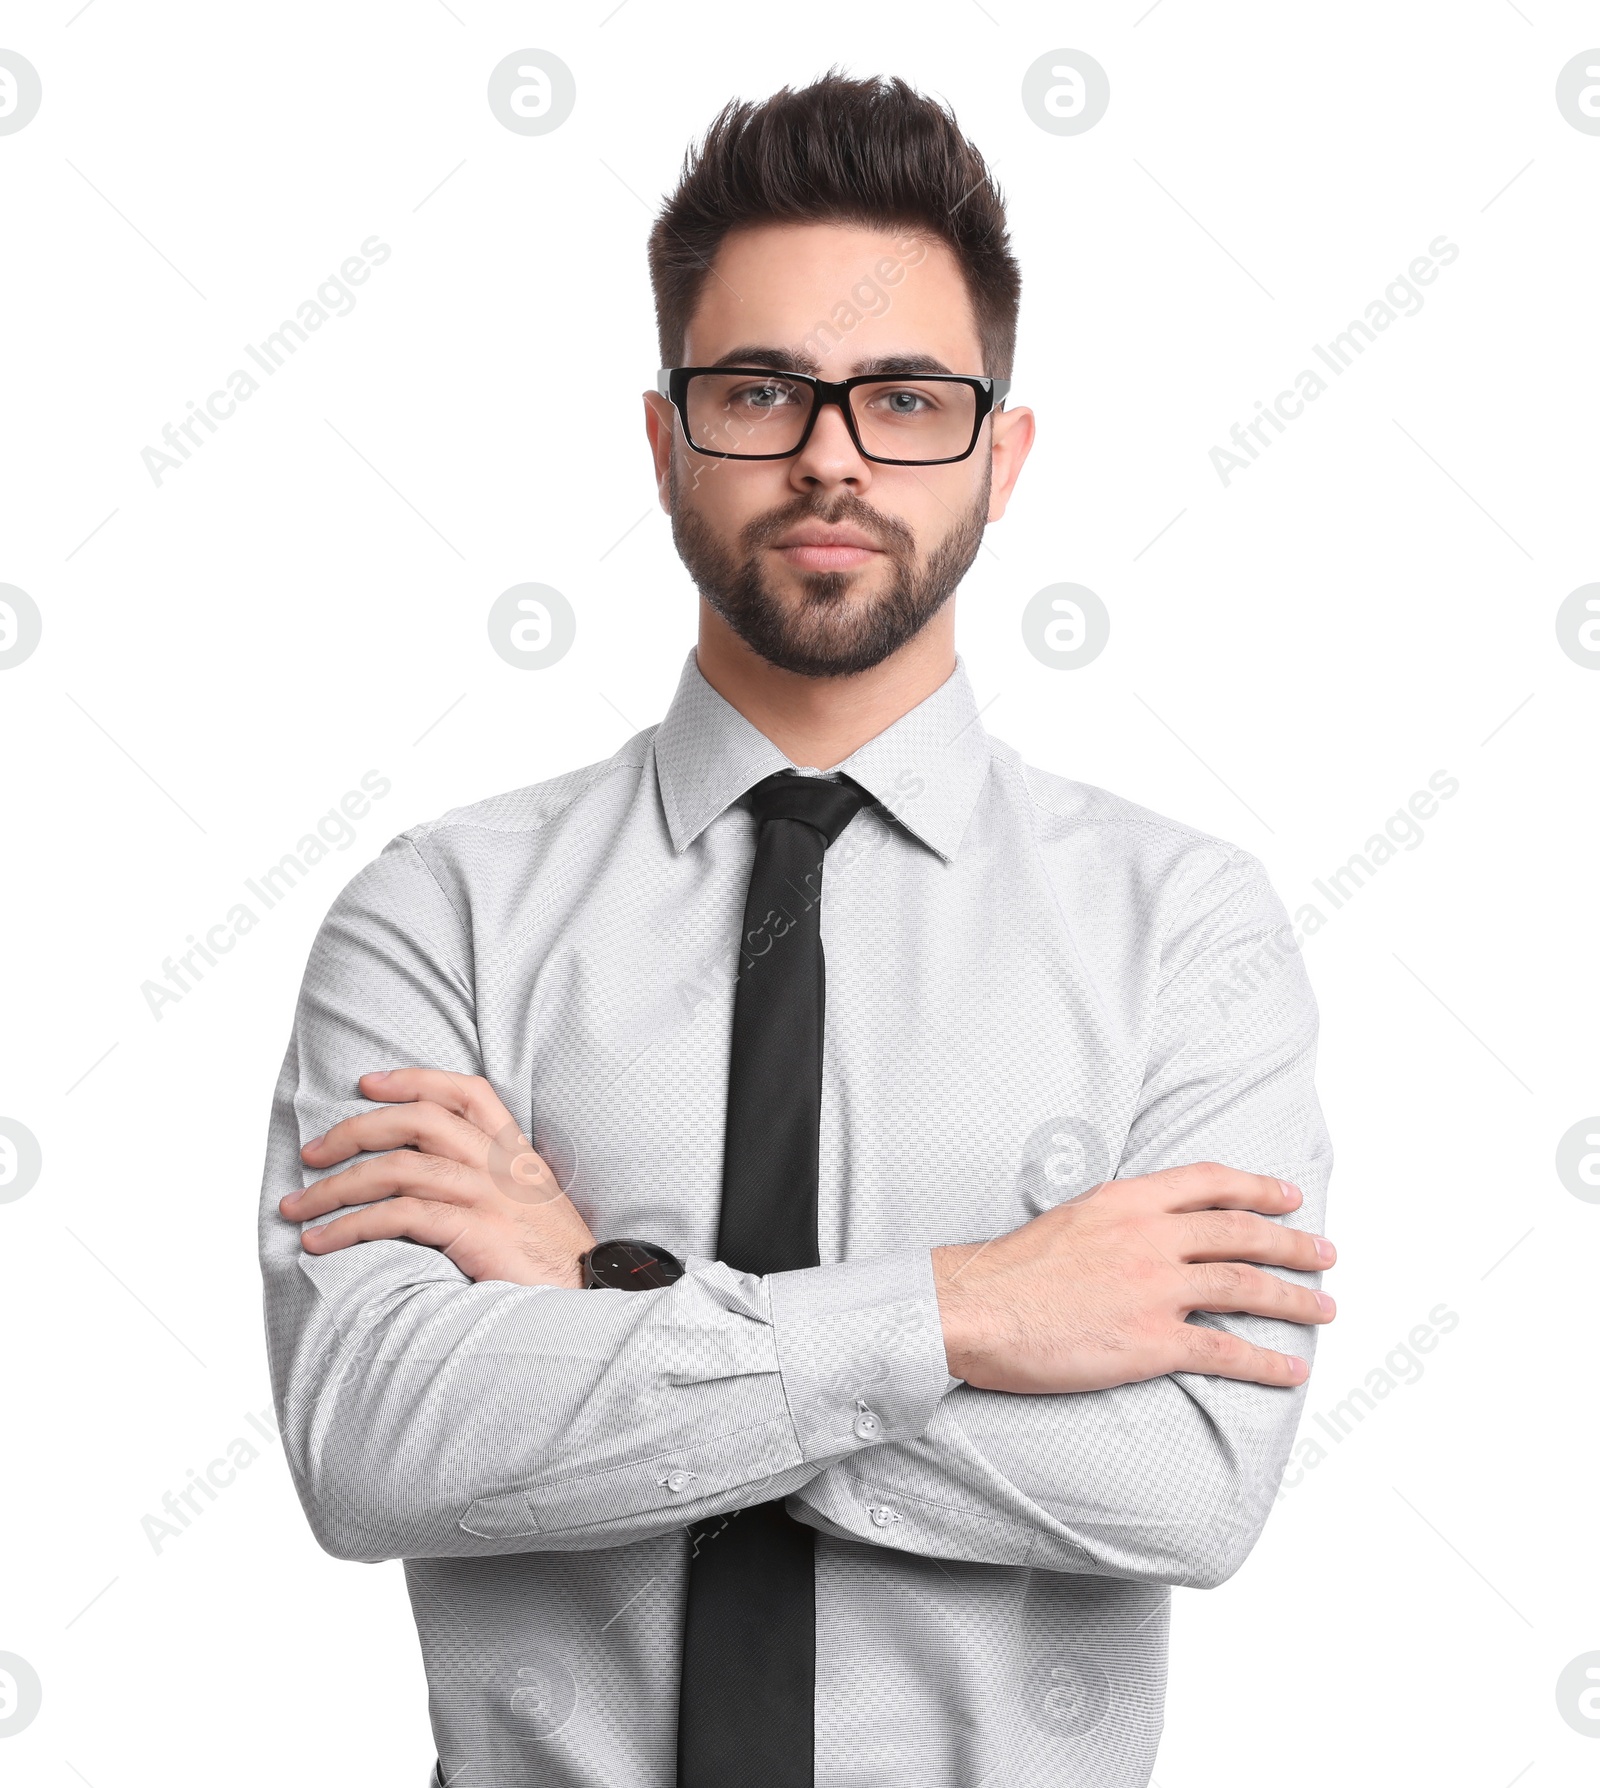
left=259, top=72, right=1335, bottom=1788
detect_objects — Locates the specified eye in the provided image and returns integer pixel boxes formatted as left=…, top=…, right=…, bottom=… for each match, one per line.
left=730, top=379, right=801, bottom=410
left=865, top=385, right=940, bottom=415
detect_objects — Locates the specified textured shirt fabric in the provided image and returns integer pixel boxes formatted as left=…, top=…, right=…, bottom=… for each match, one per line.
left=257, top=646, right=1333, bottom=1788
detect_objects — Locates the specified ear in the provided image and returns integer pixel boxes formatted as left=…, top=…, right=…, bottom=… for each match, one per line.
left=644, top=391, right=677, bottom=511
left=985, top=404, right=1036, bottom=524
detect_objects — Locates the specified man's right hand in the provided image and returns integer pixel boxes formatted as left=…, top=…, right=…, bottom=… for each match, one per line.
left=931, top=1163, right=1335, bottom=1394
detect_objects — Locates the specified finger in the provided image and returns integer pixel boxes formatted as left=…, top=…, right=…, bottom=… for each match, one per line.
left=300, top=1196, right=474, bottom=1258
left=339, top=1068, right=546, bottom=1200
left=303, top=1101, right=499, bottom=1171
left=1142, top=1161, right=1303, bottom=1217
left=355, top=1068, right=521, bottom=1147
left=281, top=1150, right=482, bottom=1221
left=1176, top=1209, right=1335, bottom=1272
left=1171, top=1321, right=1309, bottom=1387
left=1181, top=1261, right=1335, bottom=1325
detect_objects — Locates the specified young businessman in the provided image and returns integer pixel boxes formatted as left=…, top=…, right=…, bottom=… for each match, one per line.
left=261, top=72, right=1336, bottom=1788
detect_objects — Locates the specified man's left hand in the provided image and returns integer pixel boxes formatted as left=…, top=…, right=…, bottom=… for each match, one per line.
left=279, top=1068, right=596, bottom=1288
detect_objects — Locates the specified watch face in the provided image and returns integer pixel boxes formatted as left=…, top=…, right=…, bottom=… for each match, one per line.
left=585, top=1238, right=685, bottom=1290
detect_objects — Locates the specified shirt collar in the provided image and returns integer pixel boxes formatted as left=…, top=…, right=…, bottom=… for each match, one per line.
left=652, top=646, right=992, bottom=864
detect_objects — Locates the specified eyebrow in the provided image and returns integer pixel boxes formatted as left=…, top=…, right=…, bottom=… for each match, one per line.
left=706, top=346, right=958, bottom=378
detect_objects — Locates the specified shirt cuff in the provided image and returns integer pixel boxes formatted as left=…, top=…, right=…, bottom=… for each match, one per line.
left=767, top=1246, right=956, bottom=1463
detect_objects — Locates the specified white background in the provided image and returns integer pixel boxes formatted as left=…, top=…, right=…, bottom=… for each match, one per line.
left=1, top=3, right=1596, bottom=1784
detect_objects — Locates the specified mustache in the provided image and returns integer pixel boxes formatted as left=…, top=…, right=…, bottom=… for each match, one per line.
left=742, top=497, right=915, bottom=557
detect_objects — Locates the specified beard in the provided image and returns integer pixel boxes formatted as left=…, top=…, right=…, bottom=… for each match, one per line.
left=668, top=455, right=990, bottom=678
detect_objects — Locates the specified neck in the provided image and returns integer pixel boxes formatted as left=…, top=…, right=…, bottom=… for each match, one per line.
left=693, top=603, right=957, bottom=770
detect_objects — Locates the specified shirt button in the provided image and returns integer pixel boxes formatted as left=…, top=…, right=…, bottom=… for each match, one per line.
left=867, top=1505, right=901, bottom=1528
left=657, top=1469, right=698, bottom=1493
left=852, top=1400, right=883, bottom=1443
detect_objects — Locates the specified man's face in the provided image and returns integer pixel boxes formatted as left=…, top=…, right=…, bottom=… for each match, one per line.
left=645, top=221, right=1027, bottom=678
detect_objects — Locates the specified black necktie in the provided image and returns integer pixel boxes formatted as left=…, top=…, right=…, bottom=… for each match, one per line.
left=676, top=769, right=874, bottom=1788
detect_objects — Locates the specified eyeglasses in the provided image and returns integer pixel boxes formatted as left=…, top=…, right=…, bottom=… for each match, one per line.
left=655, top=366, right=1011, bottom=466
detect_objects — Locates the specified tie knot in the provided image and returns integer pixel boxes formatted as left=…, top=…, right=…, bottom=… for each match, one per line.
left=743, top=770, right=873, bottom=849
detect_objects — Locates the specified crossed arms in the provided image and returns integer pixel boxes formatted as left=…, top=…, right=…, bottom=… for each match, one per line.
left=259, top=836, right=1334, bottom=1582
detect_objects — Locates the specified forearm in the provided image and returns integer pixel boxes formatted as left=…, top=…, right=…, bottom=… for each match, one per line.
left=796, top=1136, right=1331, bottom=1580
left=790, top=1308, right=1319, bottom=1584
left=800, top=846, right=1339, bottom=1583
left=794, top=1154, right=1331, bottom=1583
left=264, top=1055, right=953, bottom=1562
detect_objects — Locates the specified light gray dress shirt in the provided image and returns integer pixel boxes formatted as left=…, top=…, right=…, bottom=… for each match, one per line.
left=258, top=646, right=1332, bottom=1788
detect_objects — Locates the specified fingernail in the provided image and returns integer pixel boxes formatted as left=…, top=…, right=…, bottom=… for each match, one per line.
left=1277, top=1178, right=1300, bottom=1202
left=302, top=1133, right=324, bottom=1152
left=1288, top=1356, right=1307, bottom=1380
left=368, top=1069, right=392, bottom=1080
left=1314, top=1236, right=1335, bottom=1263
left=1315, top=1292, right=1335, bottom=1316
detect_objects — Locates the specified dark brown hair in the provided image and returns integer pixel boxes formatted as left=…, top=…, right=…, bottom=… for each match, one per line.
left=647, top=69, right=1021, bottom=378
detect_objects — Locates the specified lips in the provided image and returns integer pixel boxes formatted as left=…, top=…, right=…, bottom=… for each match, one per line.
left=771, top=522, right=883, bottom=571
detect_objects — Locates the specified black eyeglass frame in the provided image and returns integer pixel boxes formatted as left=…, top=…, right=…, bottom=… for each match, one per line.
left=655, top=366, right=1013, bottom=467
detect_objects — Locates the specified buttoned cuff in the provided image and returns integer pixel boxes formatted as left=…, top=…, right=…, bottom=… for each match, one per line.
left=767, top=1246, right=955, bottom=1462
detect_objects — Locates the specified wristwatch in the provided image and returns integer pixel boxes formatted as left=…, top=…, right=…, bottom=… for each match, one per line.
left=579, top=1237, right=686, bottom=1290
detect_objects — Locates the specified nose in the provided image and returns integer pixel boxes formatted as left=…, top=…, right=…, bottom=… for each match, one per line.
left=788, top=396, right=873, bottom=497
